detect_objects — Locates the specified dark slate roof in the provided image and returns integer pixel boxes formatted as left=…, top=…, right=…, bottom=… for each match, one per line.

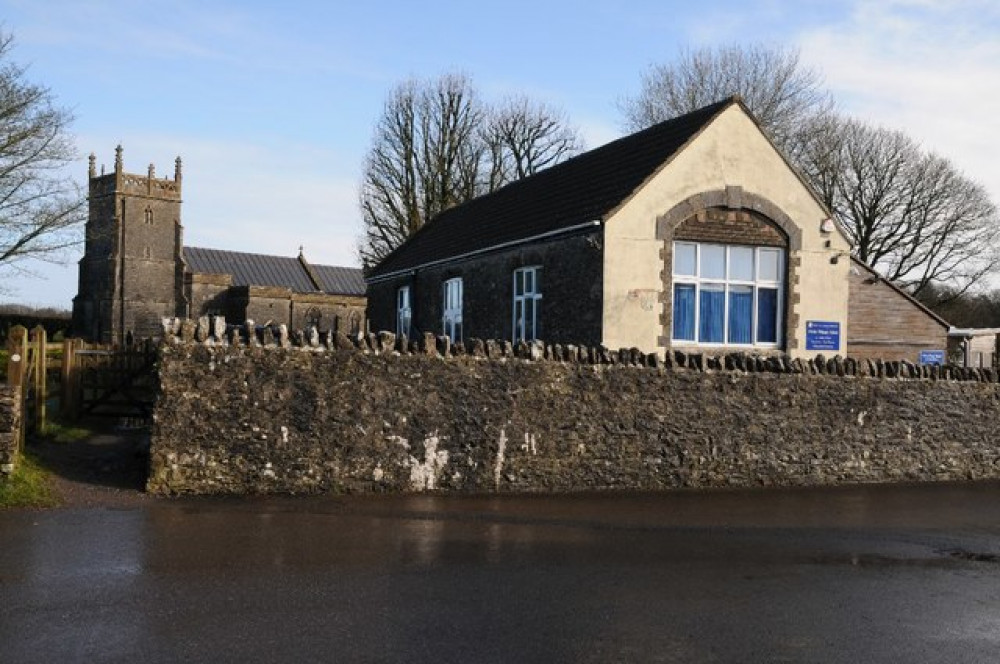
left=311, top=263, right=367, bottom=296
left=183, top=247, right=365, bottom=296
left=369, top=97, right=737, bottom=279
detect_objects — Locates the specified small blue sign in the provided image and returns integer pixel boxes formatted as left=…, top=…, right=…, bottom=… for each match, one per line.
left=805, top=321, right=841, bottom=351
left=919, top=350, right=945, bottom=365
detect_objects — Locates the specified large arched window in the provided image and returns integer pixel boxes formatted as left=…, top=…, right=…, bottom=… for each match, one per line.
left=671, top=242, right=783, bottom=348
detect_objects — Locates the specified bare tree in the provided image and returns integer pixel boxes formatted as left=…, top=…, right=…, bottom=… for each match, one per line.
left=0, top=32, right=84, bottom=282
left=359, top=74, right=482, bottom=267
left=619, top=44, right=834, bottom=156
left=622, top=43, right=1000, bottom=297
left=799, top=116, right=1000, bottom=299
left=482, top=96, right=582, bottom=191
left=359, top=76, right=582, bottom=267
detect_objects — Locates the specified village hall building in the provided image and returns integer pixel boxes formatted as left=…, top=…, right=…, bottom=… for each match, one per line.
left=366, top=97, right=948, bottom=362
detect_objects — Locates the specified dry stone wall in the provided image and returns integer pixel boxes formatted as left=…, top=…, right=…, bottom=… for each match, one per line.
left=0, top=385, right=21, bottom=476
left=148, top=320, right=1000, bottom=496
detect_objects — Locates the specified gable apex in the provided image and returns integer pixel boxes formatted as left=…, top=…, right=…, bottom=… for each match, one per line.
left=368, top=98, right=738, bottom=280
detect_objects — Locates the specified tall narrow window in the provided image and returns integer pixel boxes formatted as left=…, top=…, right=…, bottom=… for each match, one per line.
left=144, top=207, right=153, bottom=225
left=513, top=266, right=542, bottom=342
left=397, top=286, right=411, bottom=338
left=442, top=278, right=463, bottom=343
left=672, top=242, right=783, bottom=348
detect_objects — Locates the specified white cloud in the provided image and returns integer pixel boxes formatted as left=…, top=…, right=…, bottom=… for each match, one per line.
left=797, top=0, right=1000, bottom=201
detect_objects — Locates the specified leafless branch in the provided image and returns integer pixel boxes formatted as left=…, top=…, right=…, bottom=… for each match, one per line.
left=0, top=31, right=85, bottom=274
left=358, top=74, right=581, bottom=266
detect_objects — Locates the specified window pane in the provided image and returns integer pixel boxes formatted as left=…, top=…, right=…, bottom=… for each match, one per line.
left=728, top=286, right=753, bottom=344
left=699, top=285, right=725, bottom=343
left=729, top=247, right=754, bottom=281
left=514, top=271, right=523, bottom=297
left=525, top=299, right=534, bottom=341
left=757, top=288, right=778, bottom=343
left=538, top=298, right=543, bottom=340
left=533, top=268, right=540, bottom=295
left=674, top=243, right=696, bottom=276
left=525, top=269, right=533, bottom=294
left=672, top=284, right=696, bottom=340
left=701, top=245, right=725, bottom=279
left=758, top=249, right=781, bottom=282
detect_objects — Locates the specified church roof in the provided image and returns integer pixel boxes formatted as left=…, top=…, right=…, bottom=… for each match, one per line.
left=368, top=97, right=737, bottom=280
left=311, top=264, right=369, bottom=296
left=183, top=247, right=365, bottom=296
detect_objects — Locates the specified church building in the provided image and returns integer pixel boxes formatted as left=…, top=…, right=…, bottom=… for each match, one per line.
left=71, top=147, right=366, bottom=343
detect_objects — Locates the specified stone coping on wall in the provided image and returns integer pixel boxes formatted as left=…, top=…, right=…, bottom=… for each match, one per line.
left=160, top=316, right=997, bottom=384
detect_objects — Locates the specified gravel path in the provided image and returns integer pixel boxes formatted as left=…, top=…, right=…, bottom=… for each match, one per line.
left=28, top=421, right=154, bottom=509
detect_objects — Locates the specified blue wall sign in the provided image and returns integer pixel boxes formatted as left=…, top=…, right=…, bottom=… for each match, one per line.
left=919, top=350, right=945, bottom=365
left=805, top=321, right=841, bottom=351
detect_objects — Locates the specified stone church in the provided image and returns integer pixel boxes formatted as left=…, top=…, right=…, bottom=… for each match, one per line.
left=72, top=147, right=366, bottom=343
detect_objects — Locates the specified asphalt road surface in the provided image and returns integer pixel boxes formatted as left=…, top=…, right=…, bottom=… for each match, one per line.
left=2, top=482, right=999, bottom=663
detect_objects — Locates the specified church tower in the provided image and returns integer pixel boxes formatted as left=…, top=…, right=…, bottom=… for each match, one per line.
left=71, top=147, right=186, bottom=343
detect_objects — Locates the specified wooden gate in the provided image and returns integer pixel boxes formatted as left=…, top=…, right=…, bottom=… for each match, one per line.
left=64, top=339, right=158, bottom=421
left=4, top=326, right=159, bottom=433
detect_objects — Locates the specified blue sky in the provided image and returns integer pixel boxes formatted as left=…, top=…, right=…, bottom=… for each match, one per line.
left=2, top=0, right=998, bottom=308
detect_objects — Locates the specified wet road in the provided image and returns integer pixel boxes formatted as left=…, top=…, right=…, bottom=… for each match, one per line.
left=2, top=483, right=1000, bottom=663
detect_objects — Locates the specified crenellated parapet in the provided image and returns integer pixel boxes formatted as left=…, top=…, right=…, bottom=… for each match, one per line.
left=88, top=145, right=182, bottom=200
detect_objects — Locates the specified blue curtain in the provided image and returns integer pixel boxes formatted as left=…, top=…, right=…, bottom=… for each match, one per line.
left=728, top=289, right=753, bottom=344
left=699, top=288, right=725, bottom=343
left=673, top=284, right=695, bottom=340
left=757, top=288, right=778, bottom=343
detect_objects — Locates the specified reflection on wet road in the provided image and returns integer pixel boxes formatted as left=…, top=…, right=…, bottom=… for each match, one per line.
left=2, top=482, right=1000, bottom=663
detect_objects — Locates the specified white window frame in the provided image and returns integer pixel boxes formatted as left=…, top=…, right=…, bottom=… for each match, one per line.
left=671, top=242, right=783, bottom=348
left=396, top=285, right=411, bottom=338
left=512, top=266, right=542, bottom=343
left=442, top=277, right=463, bottom=343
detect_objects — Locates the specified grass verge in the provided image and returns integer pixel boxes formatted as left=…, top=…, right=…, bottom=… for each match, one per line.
left=38, top=421, right=92, bottom=444
left=0, top=453, right=58, bottom=509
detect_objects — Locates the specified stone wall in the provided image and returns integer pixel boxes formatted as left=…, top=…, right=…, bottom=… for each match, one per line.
left=367, top=231, right=603, bottom=345
left=0, top=385, right=21, bottom=476
left=289, top=294, right=367, bottom=334
left=148, top=322, right=1000, bottom=496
